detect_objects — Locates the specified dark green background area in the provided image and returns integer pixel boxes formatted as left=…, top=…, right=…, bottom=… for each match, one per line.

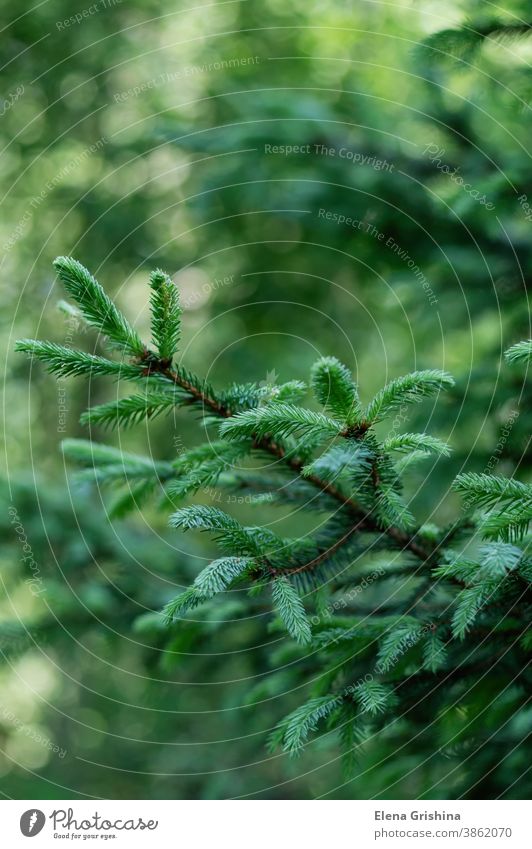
left=1, top=0, right=530, bottom=798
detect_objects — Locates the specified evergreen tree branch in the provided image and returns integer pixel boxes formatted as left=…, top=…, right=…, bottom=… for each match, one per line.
left=505, top=339, right=532, bottom=365
left=365, top=370, right=455, bottom=424
left=80, top=390, right=186, bottom=429
left=54, top=257, right=144, bottom=355
left=17, top=259, right=446, bottom=586
left=149, top=269, right=181, bottom=362
left=15, top=340, right=144, bottom=380
left=310, top=356, right=362, bottom=424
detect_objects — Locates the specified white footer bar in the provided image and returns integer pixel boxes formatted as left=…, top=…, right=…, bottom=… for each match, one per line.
left=1, top=799, right=528, bottom=848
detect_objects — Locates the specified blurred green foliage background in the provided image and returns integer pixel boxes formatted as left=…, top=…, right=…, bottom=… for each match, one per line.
left=1, top=0, right=531, bottom=798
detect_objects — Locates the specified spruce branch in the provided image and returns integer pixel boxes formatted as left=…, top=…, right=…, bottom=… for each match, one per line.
left=383, top=433, right=451, bottom=457
left=61, top=438, right=136, bottom=466
left=350, top=680, right=394, bottom=716
left=505, top=339, right=532, bottom=365
left=271, top=576, right=312, bottom=644
left=108, top=479, right=158, bottom=518
left=17, top=258, right=457, bottom=597
left=75, top=461, right=172, bottom=484
left=310, top=356, right=362, bottom=424
left=478, top=543, right=522, bottom=579
left=365, top=370, right=455, bottom=424
left=302, top=443, right=373, bottom=485
left=61, top=439, right=173, bottom=487
left=453, top=474, right=532, bottom=540
left=154, top=362, right=230, bottom=417
left=163, top=586, right=208, bottom=623
left=270, top=380, right=307, bottom=403
left=271, top=693, right=343, bottom=754
left=168, top=505, right=281, bottom=559
left=193, top=557, right=252, bottom=598
left=167, top=442, right=249, bottom=500
left=422, top=630, right=447, bottom=672
left=481, top=503, right=532, bottom=543
left=80, top=390, right=185, bottom=429
left=15, top=340, right=143, bottom=380
left=421, top=21, right=532, bottom=64
left=149, top=269, right=181, bottom=362
left=375, top=620, right=424, bottom=672
left=53, top=256, right=144, bottom=356
left=451, top=582, right=500, bottom=640
left=277, top=523, right=360, bottom=578
left=17, top=339, right=434, bottom=563
left=16, top=259, right=442, bottom=567
left=220, top=403, right=343, bottom=443
left=453, top=473, right=531, bottom=509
